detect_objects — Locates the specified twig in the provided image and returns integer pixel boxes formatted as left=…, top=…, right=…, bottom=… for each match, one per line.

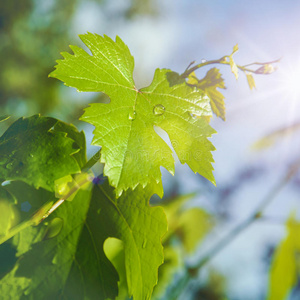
left=0, top=150, right=102, bottom=245
left=170, top=156, right=300, bottom=299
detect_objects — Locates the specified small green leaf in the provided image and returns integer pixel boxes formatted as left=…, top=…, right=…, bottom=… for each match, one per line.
left=229, top=56, right=238, bottom=80
left=232, top=44, right=239, bottom=54
left=246, top=73, right=256, bottom=90
left=188, top=69, right=226, bottom=120
left=0, top=115, right=85, bottom=191
left=267, top=213, right=300, bottom=300
left=50, top=33, right=216, bottom=196
left=228, top=44, right=239, bottom=80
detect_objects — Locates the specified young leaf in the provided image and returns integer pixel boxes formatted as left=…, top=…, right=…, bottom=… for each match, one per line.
left=228, top=44, right=239, bottom=80
left=50, top=33, right=216, bottom=196
left=188, top=68, right=226, bottom=120
left=267, top=214, right=300, bottom=300
left=0, top=115, right=85, bottom=191
left=246, top=73, right=256, bottom=90
left=0, top=182, right=167, bottom=300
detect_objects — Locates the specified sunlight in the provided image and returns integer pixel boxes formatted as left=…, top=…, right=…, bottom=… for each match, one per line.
left=278, top=58, right=300, bottom=102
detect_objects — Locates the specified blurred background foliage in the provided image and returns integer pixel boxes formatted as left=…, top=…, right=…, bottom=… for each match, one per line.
left=0, top=0, right=155, bottom=122
left=1, top=0, right=300, bottom=299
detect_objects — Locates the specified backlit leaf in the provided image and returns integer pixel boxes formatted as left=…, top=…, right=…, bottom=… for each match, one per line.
left=246, top=73, right=256, bottom=90
left=228, top=44, right=239, bottom=80
left=188, top=69, right=226, bottom=120
left=50, top=33, right=216, bottom=196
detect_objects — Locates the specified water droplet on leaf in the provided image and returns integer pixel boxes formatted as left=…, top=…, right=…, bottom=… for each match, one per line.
left=188, top=112, right=197, bottom=119
left=153, top=104, right=165, bottom=116
left=128, top=110, right=136, bottom=120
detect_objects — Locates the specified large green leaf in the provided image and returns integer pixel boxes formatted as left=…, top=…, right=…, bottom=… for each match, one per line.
left=0, top=115, right=85, bottom=191
left=0, top=182, right=167, bottom=300
left=50, top=33, right=216, bottom=196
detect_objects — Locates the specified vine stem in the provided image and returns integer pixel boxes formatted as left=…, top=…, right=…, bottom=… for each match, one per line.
left=180, top=57, right=281, bottom=78
left=170, top=157, right=300, bottom=299
left=0, top=149, right=102, bottom=246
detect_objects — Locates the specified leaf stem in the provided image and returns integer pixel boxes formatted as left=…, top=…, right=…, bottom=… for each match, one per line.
left=180, top=57, right=280, bottom=78
left=0, top=151, right=102, bottom=245
left=81, top=149, right=101, bottom=172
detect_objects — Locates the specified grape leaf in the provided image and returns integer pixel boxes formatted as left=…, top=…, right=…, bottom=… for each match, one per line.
left=0, top=115, right=85, bottom=191
left=0, top=182, right=167, bottom=300
left=49, top=33, right=216, bottom=196
left=152, top=245, right=183, bottom=300
left=267, top=213, right=300, bottom=300
left=188, top=68, right=226, bottom=120
left=0, top=186, right=18, bottom=236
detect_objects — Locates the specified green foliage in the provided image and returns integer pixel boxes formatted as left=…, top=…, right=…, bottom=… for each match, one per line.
left=0, top=115, right=85, bottom=191
left=188, top=68, right=226, bottom=120
left=50, top=33, right=216, bottom=196
left=0, top=32, right=278, bottom=300
left=267, top=214, right=300, bottom=300
left=0, top=181, right=166, bottom=300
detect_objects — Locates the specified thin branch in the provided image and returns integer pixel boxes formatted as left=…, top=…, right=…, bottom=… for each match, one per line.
left=180, top=57, right=280, bottom=78
left=0, top=151, right=102, bottom=245
left=243, top=58, right=281, bottom=68
left=170, top=156, right=300, bottom=299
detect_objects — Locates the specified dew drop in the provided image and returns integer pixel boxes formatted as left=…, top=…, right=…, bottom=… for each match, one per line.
left=201, top=59, right=207, bottom=63
left=188, top=112, right=197, bottom=119
left=128, top=110, right=136, bottom=120
left=153, top=104, right=165, bottom=116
